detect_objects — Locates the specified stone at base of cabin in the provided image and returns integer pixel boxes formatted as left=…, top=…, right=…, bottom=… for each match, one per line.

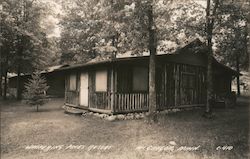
left=135, top=113, right=142, bottom=119
left=99, top=114, right=109, bottom=118
left=161, top=110, right=169, bottom=114
left=140, top=113, right=146, bottom=118
left=125, top=115, right=133, bottom=120
left=81, top=113, right=87, bottom=117
left=81, top=110, right=89, bottom=116
left=171, top=108, right=181, bottom=113
left=93, top=113, right=100, bottom=117
left=116, top=114, right=125, bottom=120
left=106, top=115, right=116, bottom=121
left=83, top=111, right=147, bottom=121
left=169, top=141, right=177, bottom=146
left=88, top=112, right=94, bottom=115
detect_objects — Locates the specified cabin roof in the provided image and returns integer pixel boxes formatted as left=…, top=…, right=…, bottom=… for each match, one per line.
left=58, top=39, right=239, bottom=76
left=40, top=65, right=69, bottom=73
left=59, top=39, right=204, bottom=70
left=8, top=64, right=69, bottom=79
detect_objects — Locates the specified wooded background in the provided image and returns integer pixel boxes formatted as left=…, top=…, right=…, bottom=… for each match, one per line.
left=0, top=0, right=249, bottom=111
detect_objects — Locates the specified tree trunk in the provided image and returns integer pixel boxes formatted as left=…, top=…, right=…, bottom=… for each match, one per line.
left=0, top=13, right=3, bottom=98
left=148, top=4, right=157, bottom=114
left=246, top=8, right=250, bottom=77
left=205, top=0, right=212, bottom=114
left=36, top=105, right=39, bottom=112
left=0, top=63, right=2, bottom=97
left=3, top=69, right=7, bottom=100
left=3, top=50, right=9, bottom=100
left=16, top=35, right=23, bottom=100
left=204, top=0, right=219, bottom=116
left=236, top=55, right=240, bottom=96
left=0, top=76, right=2, bottom=97
left=149, top=48, right=157, bottom=113
left=16, top=64, right=22, bottom=100
left=206, top=44, right=213, bottom=114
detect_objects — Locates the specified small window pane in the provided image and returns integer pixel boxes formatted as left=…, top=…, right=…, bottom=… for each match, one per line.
left=133, top=67, right=148, bottom=91
left=69, top=74, right=76, bottom=91
left=95, top=70, right=107, bottom=92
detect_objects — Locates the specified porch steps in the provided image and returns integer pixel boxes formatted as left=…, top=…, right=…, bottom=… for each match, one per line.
left=62, top=105, right=88, bottom=115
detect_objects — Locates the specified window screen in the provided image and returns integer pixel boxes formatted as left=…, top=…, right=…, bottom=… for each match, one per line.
left=95, top=69, right=108, bottom=92
left=132, top=67, right=148, bottom=91
left=69, top=74, right=76, bottom=91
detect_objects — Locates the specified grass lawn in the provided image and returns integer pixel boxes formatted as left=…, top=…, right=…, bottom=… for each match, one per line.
left=0, top=97, right=249, bottom=159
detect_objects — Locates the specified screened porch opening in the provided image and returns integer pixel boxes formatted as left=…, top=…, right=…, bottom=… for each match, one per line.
left=115, top=66, right=149, bottom=113
left=65, top=73, right=78, bottom=106
left=89, top=68, right=112, bottom=112
left=95, top=69, right=108, bottom=92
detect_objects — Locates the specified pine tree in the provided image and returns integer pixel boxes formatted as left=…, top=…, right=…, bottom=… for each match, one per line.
left=24, top=72, right=49, bottom=112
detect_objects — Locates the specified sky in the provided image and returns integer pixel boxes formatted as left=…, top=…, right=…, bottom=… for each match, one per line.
left=38, top=0, right=63, bottom=38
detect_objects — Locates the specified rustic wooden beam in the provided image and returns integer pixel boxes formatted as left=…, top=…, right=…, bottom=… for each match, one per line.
left=64, top=75, right=68, bottom=104
left=88, top=108, right=112, bottom=114
left=76, top=72, right=80, bottom=106
left=110, top=66, right=116, bottom=114
left=65, top=103, right=78, bottom=107
left=174, top=64, right=180, bottom=107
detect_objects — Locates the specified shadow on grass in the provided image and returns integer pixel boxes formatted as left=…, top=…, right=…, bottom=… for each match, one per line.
left=0, top=98, right=64, bottom=112
left=28, top=107, right=63, bottom=113
left=151, top=95, right=250, bottom=158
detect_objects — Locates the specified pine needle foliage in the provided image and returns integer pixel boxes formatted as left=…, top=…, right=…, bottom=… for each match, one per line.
left=24, top=72, right=49, bottom=111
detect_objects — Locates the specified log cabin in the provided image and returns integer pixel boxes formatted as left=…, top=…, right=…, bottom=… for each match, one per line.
left=8, top=65, right=68, bottom=98
left=60, top=39, right=239, bottom=114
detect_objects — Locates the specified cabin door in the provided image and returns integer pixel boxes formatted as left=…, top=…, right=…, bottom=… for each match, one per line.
left=80, top=72, right=88, bottom=107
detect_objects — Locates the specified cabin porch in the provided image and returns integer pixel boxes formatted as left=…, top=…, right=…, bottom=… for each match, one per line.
left=64, top=61, right=207, bottom=114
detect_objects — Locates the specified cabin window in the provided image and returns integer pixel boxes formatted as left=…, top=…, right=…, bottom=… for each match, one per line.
left=95, top=69, right=108, bottom=92
left=69, top=74, right=77, bottom=91
left=132, top=67, right=148, bottom=92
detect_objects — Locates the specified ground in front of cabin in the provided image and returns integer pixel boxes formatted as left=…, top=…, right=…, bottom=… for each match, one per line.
left=0, top=97, right=249, bottom=159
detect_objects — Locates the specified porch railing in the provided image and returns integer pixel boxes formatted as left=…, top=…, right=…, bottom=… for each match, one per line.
left=65, top=91, right=205, bottom=113
left=65, top=91, right=78, bottom=106
left=114, top=93, right=149, bottom=113
left=89, top=92, right=111, bottom=110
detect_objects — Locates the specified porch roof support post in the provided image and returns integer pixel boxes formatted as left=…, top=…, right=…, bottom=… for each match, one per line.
left=111, top=65, right=116, bottom=113
left=64, top=75, right=68, bottom=104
